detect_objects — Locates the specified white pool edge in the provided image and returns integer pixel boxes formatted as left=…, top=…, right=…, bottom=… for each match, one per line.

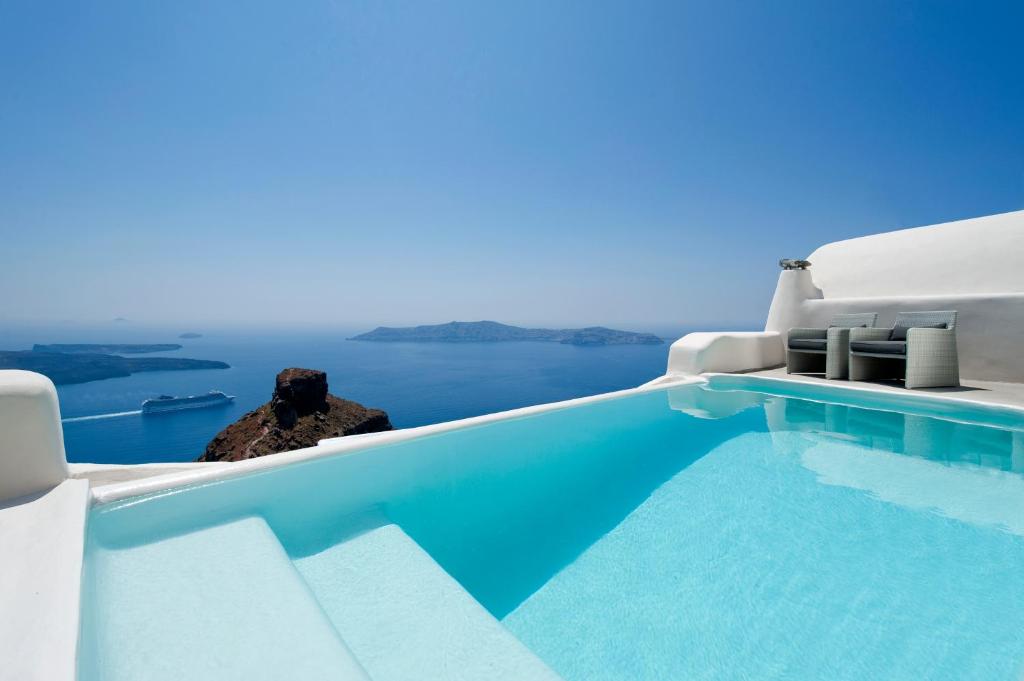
left=89, top=375, right=704, bottom=507
left=707, top=373, right=1024, bottom=423
left=91, top=371, right=1024, bottom=508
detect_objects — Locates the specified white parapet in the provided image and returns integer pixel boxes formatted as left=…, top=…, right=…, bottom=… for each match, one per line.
left=764, top=268, right=822, bottom=343
left=0, top=478, right=90, bottom=681
left=0, top=370, right=68, bottom=503
left=666, top=331, right=784, bottom=376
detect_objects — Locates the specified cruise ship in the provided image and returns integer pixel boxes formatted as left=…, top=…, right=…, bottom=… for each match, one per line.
left=141, top=390, right=234, bottom=414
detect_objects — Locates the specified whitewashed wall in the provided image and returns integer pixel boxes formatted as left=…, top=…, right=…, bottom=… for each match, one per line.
left=806, top=210, right=1024, bottom=298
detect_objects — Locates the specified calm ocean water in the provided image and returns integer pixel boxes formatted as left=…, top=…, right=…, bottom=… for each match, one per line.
left=0, top=324, right=702, bottom=464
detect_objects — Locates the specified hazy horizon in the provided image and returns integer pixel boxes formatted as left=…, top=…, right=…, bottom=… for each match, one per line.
left=0, top=318, right=762, bottom=346
left=2, top=2, right=1021, bottom=328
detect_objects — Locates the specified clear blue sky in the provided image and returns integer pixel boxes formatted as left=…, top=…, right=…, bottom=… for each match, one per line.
left=1, top=1, right=1021, bottom=329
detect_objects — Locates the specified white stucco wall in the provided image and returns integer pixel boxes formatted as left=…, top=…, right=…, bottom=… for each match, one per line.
left=805, top=210, right=1024, bottom=298
left=0, top=372, right=79, bottom=680
left=0, top=370, right=68, bottom=502
left=666, top=332, right=783, bottom=376
left=0, top=478, right=89, bottom=681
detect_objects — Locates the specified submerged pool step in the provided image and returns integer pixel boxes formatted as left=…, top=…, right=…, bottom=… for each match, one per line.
left=81, top=517, right=370, bottom=681
left=292, top=523, right=563, bottom=681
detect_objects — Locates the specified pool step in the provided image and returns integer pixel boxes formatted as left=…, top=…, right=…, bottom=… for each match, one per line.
left=292, top=523, right=563, bottom=681
left=80, top=517, right=370, bottom=681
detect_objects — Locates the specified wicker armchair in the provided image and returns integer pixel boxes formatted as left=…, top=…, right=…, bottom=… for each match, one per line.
left=786, top=313, right=878, bottom=380
left=848, top=311, right=959, bottom=389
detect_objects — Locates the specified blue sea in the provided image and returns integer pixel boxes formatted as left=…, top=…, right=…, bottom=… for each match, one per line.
left=0, top=324, right=699, bottom=464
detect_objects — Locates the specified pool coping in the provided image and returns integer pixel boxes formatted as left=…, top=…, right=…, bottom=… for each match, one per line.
left=90, top=371, right=1024, bottom=508
left=88, top=375, right=704, bottom=506
left=707, top=373, right=1024, bottom=427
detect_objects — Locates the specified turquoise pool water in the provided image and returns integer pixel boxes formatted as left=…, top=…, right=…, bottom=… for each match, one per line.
left=80, top=379, right=1024, bottom=680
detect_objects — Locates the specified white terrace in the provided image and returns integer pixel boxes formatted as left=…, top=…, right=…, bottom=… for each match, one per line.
left=666, top=209, right=1024, bottom=389
left=2, top=209, right=1023, bottom=680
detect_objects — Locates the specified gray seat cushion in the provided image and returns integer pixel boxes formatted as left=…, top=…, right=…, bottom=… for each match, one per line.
left=788, top=338, right=827, bottom=351
left=850, top=340, right=907, bottom=355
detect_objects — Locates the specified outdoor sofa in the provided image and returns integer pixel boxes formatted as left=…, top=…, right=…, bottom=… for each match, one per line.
left=786, top=313, right=879, bottom=380
left=848, top=310, right=959, bottom=389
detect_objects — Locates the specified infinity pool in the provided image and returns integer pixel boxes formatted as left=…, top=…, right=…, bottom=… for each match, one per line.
left=80, top=378, right=1024, bottom=680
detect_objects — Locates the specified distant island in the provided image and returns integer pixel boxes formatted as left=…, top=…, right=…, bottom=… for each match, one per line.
left=349, top=321, right=664, bottom=346
left=1, top=350, right=229, bottom=385
left=179, top=333, right=203, bottom=339
left=33, top=343, right=182, bottom=354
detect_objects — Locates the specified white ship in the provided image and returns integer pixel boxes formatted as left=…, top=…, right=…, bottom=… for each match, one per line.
left=141, top=390, right=234, bottom=414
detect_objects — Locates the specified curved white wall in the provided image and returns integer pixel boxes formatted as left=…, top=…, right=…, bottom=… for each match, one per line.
left=666, top=332, right=783, bottom=376
left=806, top=210, right=1024, bottom=298
left=0, top=370, right=68, bottom=502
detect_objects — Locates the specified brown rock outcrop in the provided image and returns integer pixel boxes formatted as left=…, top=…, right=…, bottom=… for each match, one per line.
left=199, top=368, right=392, bottom=462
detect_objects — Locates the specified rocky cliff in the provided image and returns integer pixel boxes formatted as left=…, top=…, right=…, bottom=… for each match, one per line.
left=200, top=368, right=392, bottom=462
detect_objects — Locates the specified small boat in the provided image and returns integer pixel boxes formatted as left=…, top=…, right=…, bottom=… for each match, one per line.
left=142, top=390, right=235, bottom=414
